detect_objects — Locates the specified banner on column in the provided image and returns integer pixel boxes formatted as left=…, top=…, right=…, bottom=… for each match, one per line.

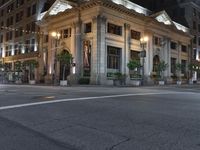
left=83, top=40, right=91, bottom=76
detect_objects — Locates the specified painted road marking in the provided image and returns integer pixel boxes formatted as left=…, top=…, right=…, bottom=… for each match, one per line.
left=0, top=92, right=195, bottom=111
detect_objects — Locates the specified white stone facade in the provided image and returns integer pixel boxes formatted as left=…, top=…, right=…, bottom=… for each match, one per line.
left=39, top=0, right=192, bottom=85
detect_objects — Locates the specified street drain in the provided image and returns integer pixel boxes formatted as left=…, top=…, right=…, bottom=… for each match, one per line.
left=32, top=96, right=55, bottom=100
left=44, top=96, right=55, bottom=99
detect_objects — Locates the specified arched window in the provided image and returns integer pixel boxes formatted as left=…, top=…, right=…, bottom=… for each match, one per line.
left=153, top=55, right=160, bottom=72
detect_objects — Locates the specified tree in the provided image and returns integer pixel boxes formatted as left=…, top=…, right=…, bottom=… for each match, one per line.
left=56, top=51, right=73, bottom=81
left=23, top=60, right=39, bottom=81
left=175, top=63, right=182, bottom=81
left=14, top=61, right=22, bottom=81
left=127, top=59, right=141, bottom=78
left=157, top=61, right=168, bottom=80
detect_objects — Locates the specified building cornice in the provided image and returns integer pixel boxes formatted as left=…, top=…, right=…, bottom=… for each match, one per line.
left=0, top=0, right=13, bottom=9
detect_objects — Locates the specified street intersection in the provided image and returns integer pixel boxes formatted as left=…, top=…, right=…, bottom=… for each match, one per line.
left=0, top=84, right=200, bottom=150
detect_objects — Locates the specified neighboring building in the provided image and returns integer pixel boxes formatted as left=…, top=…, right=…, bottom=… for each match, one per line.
left=38, top=0, right=192, bottom=85
left=131, top=0, right=200, bottom=81
left=0, top=0, right=51, bottom=83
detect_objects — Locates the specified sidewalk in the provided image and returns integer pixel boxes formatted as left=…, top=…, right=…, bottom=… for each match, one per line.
left=1, top=82, right=200, bottom=89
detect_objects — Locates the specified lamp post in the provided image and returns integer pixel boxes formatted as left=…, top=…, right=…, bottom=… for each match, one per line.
left=140, top=36, right=148, bottom=85
left=51, top=31, right=61, bottom=85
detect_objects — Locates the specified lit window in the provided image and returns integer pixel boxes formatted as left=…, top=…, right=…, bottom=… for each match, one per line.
left=131, top=30, right=141, bottom=40
left=107, top=46, right=121, bottom=70
left=107, top=23, right=122, bottom=36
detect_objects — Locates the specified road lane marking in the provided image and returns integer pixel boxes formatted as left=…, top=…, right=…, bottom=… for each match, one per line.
left=0, top=92, right=192, bottom=111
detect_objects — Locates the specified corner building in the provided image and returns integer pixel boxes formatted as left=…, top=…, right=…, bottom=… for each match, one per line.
left=38, top=0, right=192, bottom=85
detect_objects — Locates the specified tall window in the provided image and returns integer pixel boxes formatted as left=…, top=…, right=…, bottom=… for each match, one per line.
left=27, top=6, right=31, bottom=17
left=181, top=60, right=187, bottom=74
left=193, top=21, right=196, bottom=30
left=171, top=42, right=177, bottom=49
left=131, top=30, right=141, bottom=40
left=193, top=8, right=196, bottom=16
left=193, top=48, right=197, bottom=60
left=1, top=10, right=4, bottom=17
left=107, top=23, right=122, bottom=35
left=25, top=40, right=30, bottom=53
left=130, top=50, right=140, bottom=60
left=0, top=48, right=2, bottom=58
left=32, top=3, right=36, bottom=15
left=5, top=46, right=12, bottom=56
left=198, top=37, right=200, bottom=46
left=154, top=36, right=161, bottom=46
left=16, top=0, right=24, bottom=8
left=107, top=46, right=121, bottom=70
left=180, top=8, right=185, bottom=16
left=85, top=23, right=92, bottom=33
left=193, top=35, right=197, bottom=44
left=171, top=58, right=176, bottom=74
left=0, top=35, right=3, bottom=43
left=181, top=45, right=187, bottom=52
left=63, top=28, right=71, bottom=38
left=198, top=24, right=200, bottom=32
left=14, top=44, right=18, bottom=55
left=31, top=39, right=35, bottom=52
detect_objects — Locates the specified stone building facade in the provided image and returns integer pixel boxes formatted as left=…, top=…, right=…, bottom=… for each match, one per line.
left=38, top=0, right=192, bottom=85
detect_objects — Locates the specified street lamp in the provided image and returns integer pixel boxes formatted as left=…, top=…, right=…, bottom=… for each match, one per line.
left=140, top=36, right=148, bottom=85
left=51, top=31, right=61, bottom=85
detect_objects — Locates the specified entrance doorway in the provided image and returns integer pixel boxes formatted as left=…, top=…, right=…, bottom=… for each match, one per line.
left=59, top=50, right=70, bottom=80
left=153, top=55, right=160, bottom=72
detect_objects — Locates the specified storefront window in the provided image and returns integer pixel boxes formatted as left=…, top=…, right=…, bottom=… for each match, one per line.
left=107, top=46, right=121, bottom=70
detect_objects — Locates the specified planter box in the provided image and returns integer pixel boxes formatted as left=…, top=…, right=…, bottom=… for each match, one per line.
left=177, top=81, right=182, bottom=85
left=60, top=80, right=67, bottom=86
left=29, top=80, right=36, bottom=85
left=113, top=79, right=122, bottom=86
left=189, top=79, right=193, bottom=85
left=130, top=80, right=141, bottom=86
left=158, top=81, right=165, bottom=85
left=15, top=80, right=22, bottom=84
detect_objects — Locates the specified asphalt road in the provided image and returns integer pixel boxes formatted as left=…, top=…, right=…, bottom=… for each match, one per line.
left=0, top=84, right=200, bottom=150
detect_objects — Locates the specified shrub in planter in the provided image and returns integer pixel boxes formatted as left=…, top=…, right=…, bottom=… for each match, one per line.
left=113, top=72, right=126, bottom=86
left=78, top=77, right=90, bottom=84
left=127, top=59, right=141, bottom=79
left=23, top=60, right=39, bottom=84
left=175, top=63, right=182, bottom=85
left=56, top=51, right=73, bottom=86
left=157, top=61, right=168, bottom=85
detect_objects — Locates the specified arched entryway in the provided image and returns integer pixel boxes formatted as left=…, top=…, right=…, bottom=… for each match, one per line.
left=59, top=50, right=71, bottom=80
left=153, top=55, right=160, bottom=73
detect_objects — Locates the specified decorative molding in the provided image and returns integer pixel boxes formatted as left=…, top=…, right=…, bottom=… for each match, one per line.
left=3, top=52, right=39, bottom=62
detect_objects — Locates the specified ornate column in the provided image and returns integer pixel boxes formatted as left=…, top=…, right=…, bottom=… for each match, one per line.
left=91, top=15, right=107, bottom=84
left=162, top=37, right=171, bottom=78
left=70, top=20, right=82, bottom=83
left=123, top=23, right=130, bottom=77
left=145, top=31, right=153, bottom=84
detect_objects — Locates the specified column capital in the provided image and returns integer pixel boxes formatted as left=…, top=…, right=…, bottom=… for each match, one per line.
left=124, top=23, right=130, bottom=29
left=92, top=15, right=107, bottom=23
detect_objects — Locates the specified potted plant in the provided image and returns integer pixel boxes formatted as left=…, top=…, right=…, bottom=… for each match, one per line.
left=113, top=72, right=126, bottom=86
left=157, top=61, right=168, bottom=85
left=175, top=63, right=182, bottom=85
left=127, top=59, right=141, bottom=86
left=56, top=51, right=73, bottom=86
left=188, top=62, right=200, bottom=84
left=23, top=60, right=39, bottom=84
left=14, top=61, right=22, bottom=84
